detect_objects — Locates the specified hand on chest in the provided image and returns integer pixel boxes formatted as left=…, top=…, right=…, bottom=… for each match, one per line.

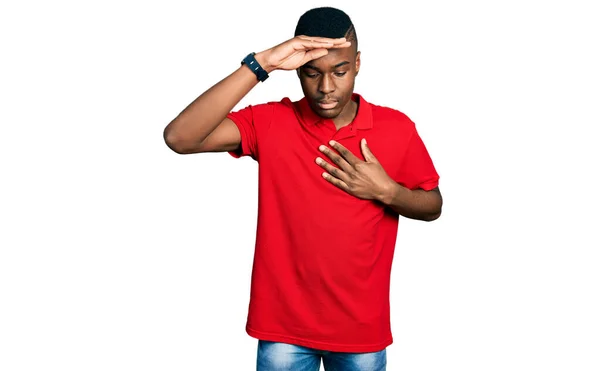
left=263, top=124, right=402, bottom=202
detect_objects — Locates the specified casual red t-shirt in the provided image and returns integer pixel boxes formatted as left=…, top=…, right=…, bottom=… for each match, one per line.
left=226, top=93, right=439, bottom=353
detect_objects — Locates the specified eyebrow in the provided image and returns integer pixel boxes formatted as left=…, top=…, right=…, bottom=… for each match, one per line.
left=303, top=61, right=350, bottom=71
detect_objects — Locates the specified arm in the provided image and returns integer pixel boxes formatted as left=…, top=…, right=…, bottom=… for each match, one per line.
left=378, top=184, right=443, bottom=222
left=163, top=62, right=262, bottom=154
left=163, top=36, right=351, bottom=154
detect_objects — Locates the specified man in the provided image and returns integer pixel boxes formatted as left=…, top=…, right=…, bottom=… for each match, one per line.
left=164, top=6, right=442, bottom=371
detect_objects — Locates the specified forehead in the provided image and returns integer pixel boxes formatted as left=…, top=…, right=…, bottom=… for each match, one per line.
left=304, top=46, right=356, bottom=69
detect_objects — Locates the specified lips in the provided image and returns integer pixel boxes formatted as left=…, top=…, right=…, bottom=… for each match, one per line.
left=318, top=100, right=338, bottom=110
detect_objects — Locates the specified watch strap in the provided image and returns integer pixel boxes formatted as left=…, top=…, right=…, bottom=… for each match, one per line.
left=241, top=52, right=269, bottom=82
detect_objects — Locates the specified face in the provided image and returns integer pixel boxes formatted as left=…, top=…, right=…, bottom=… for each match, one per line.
left=297, top=43, right=361, bottom=120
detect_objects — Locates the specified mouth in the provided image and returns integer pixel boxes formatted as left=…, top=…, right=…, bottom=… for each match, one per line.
left=317, top=100, right=338, bottom=110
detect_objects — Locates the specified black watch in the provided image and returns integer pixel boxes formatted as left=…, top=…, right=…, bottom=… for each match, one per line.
left=241, top=52, right=269, bottom=82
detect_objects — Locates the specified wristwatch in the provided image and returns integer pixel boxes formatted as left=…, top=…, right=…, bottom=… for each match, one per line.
left=241, top=52, right=269, bottom=82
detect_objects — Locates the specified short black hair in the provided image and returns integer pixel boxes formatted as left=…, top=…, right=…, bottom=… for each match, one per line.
left=294, top=7, right=357, bottom=51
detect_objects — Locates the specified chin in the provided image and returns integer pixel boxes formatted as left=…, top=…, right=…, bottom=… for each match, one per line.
left=311, top=104, right=343, bottom=119
left=318, top=109, right=341, bottom=119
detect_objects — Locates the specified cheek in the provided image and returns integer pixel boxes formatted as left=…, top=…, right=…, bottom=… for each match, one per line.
left=300, top=78, right=315, bottom=89
left=339, top=77, right=355, bottom=95
left=299, top=80, right=313, bottom=95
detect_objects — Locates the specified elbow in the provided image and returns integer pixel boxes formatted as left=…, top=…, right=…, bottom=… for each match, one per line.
left=164, top=131, right=184, bottom=154
left=397, top=207, right=442, bottom=222
left=423, top=190, right=443, bottom=221
left=424, top=201, right=443, bottom=221
left=163, top=116, right=209, bottom=154
left=163, top=126, right=190, bottom=154
left=423, top=209, right=442, bottom=222
left=421, top=196, right=443, bottom=221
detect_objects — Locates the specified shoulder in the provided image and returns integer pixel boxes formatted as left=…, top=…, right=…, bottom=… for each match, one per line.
left=367, top=100, right=416, bottom=133
left=254, top=97, right=305, bottom=120
left=228, top=97, right=300, bottom=131
left=235, top=97, right=297, bottom=113
left=230, top=97, right=295, bottom=121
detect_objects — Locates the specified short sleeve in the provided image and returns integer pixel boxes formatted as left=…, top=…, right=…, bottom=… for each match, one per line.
left=226, top=103, right=274, bottom=162
left=395, top=125, right=440, bottom=191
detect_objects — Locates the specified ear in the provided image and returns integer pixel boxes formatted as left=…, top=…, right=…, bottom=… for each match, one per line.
left=355, top=51, right=361, bottom=76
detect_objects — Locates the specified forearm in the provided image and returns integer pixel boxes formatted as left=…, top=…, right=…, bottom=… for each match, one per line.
left=163, top=52, right=272, bottom=149
left=378, top=182, right=442, bottom=221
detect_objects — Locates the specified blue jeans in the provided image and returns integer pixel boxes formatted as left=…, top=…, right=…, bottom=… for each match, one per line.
left=257, top=340, right=387, bottom=371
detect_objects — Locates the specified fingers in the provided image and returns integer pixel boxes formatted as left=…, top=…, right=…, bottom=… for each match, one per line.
left=331, top=41, right=352, bottom=48
left=299, top=40, right=350, bottom=63
left=321, top=171, right=350, bottom=192
left=319, top=144, right=354, bottom=173
left=297, top=39, right=336, bottom=50
left=315, top=156, right=349, bottom=183
left=297, top=35, right=348, bottom=44
left=316, top=156, right=351, bottom=192
left=303, top=48, right=329, bottom=63
left=360, top=138, right=378, bottom=163
left=325, top=141, right=360, bottom=167
left=296, top=36, right=351, bottom=50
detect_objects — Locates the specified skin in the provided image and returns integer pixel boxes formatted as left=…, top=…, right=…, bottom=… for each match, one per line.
left=296, top=37, right=360, bottom=129
left=163, top=33, right=442, bottom=221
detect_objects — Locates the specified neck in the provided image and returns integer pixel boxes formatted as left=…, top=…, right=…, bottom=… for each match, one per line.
left=332, top=97, right=358, bottom=128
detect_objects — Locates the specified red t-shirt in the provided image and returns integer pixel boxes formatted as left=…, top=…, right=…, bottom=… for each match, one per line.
left=226, top=93, right=439, bottom=352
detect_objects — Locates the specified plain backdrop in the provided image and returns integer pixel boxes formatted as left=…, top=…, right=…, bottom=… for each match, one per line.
left=1, top=0, right=599, bottom=370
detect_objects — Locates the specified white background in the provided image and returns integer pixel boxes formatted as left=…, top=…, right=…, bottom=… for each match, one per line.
left=1, top=0, right=599, bottom=370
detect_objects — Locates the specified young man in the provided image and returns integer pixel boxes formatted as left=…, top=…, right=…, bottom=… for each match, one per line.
left=164, top=7, right=442, bottom=371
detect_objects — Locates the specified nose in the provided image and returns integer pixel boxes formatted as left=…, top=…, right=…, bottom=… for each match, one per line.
left=318, top=74, right=335, bottom=94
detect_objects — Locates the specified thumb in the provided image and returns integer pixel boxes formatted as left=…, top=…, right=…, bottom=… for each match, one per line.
left=361, top=138, right=377, bottom=162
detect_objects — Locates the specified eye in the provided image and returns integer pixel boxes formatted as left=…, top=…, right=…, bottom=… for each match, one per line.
left=334, top=71, right=347, bottom=77
left=305, top=71, right=319, bottom=78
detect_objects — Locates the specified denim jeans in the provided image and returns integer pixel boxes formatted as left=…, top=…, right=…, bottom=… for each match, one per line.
left=257, top=340, right=387, bottom=371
